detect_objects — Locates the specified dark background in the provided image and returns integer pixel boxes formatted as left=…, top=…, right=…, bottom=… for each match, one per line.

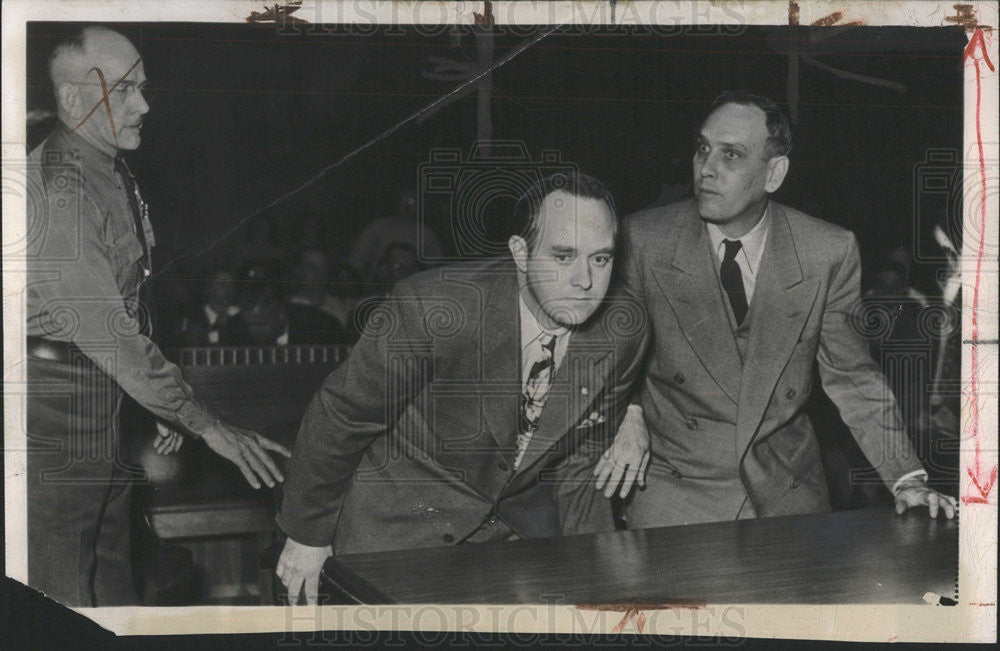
left=26, top=23, right=965, bottom=288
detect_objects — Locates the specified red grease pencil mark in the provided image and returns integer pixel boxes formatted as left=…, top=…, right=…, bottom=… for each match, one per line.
left=577, top=600, right=705, bottom=634
left=245, top=1, right=309, bottom=25
left=788, top=1, right=800, bottom=26
left=812, top=12, right=844, bottom=27
left=810, top=12, right=864, bottom=27
left=961, top=29, right=997, bottom=506
left=69, top=57, right=142, bottom=148
left=946, top=5, right=994, bottom=33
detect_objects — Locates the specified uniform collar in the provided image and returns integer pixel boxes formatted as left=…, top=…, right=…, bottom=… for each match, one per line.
left=52, top=120, right=119, bottom=179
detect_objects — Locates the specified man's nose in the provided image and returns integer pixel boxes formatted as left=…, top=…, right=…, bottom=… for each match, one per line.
left=569, top=259, right=593, bottom=290
left=697, top=152, right=717, bottom=178
left=133, top=90, right=150, bottom=115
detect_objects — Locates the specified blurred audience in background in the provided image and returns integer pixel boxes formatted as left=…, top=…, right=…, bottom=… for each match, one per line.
left=811, top=242, right=961, bottom=511
left=287, top=247, right=360, bottom=340
left=348, top=187, right=444, bottom=276
left=172, top=268, right=240, bottom=347
left=220, top=260, right=346, bottom=346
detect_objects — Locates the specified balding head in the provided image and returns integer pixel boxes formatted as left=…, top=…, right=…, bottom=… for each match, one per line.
left=49, top=26, right=149, bottom=154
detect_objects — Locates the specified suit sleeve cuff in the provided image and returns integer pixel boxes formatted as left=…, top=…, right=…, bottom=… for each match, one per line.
left=892, top=469, right=929, bottom=495
left=275, top=512, right=336, bottom=548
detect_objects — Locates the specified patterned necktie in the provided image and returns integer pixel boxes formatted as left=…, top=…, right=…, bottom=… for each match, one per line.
left=515, top=332, right=557, bottom=469
left=721, top=239, right=748, bottom=326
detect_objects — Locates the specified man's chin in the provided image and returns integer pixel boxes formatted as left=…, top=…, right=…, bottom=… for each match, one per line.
left=118, top=130, right=142, bottom=150
left=695, top=195, right=730, bottom=222
left=695, top=203, right=725, bottom=223
left=548, top=303, right=599, bottom=328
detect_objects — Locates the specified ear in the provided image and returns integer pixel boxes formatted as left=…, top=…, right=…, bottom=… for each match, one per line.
left=765, top=155, right=789, bottom=193
left=508, top=235, right=529, bottom=273
left=56, top=82, right=81, bottom=119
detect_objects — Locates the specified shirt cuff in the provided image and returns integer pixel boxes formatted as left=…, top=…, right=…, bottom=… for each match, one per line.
left=173, top=398, right=217, bottom=439
left=892, top=469, right=929, bottom=495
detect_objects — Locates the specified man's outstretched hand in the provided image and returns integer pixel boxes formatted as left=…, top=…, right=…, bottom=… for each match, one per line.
left=895, top=476, right=957, bottom=519
left=276, top=537, right=332, bottom=605
left=594, top=405, right=650, bottom=499
left=201, top=421, right=291, bottom=489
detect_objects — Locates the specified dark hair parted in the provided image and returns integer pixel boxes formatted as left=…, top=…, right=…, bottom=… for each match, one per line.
left=704, top=90, right=793, bottom=159
left=512, top=172, right=617, bottom=253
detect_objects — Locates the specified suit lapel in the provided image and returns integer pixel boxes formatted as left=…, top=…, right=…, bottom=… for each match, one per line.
left=650, top=210, right=742, bottom=404
left=736, top=204, right=819, bottom=458
left=513, top=311, right=614, bottom=475
left=476, top=267, right=522, bottom=461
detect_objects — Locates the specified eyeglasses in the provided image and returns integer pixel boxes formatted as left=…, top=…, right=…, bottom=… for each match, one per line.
left=72, top=80, right=156, bottom=103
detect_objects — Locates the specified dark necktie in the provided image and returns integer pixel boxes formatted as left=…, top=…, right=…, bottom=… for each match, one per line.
left=114, top=156, right=153, bottom=336
left=114, top=155, right=150, bottom=273
left=516, top=333, right=557, bottom=469
left=721, top=239, right=748, bottom=326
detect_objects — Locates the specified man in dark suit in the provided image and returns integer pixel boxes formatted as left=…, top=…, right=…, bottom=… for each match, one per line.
left=276, top=172, right=648, bottom=603
left=609, top=91, right=956, bottom=527
left=171, top=268, right=240, bottom=346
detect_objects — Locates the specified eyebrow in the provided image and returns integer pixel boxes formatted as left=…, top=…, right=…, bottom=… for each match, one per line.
left=698, top=134, right=749, bottom=152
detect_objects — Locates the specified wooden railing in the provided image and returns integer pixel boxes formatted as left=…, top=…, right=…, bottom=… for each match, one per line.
left=139, top=344, right=351, bottom=604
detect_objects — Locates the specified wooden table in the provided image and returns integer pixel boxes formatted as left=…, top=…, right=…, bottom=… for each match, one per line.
left=321, top=509, right=958, bottom=604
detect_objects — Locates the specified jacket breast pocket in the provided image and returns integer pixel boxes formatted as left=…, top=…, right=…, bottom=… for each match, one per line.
left=796, top=330, right=820, bottom=348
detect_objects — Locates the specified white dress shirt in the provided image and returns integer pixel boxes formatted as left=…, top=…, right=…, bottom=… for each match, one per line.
left=518, top=293, right=570, bottom=383
left=706, top=204, right=771, bottom=305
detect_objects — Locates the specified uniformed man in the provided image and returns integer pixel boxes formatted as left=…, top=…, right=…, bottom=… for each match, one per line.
left=25, top=26, right=289, bottom=606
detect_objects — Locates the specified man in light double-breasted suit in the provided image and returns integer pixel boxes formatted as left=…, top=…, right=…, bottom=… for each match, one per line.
left=612, top=91, right=956, bottom=527
left=276, top=173, right=648, bottom=603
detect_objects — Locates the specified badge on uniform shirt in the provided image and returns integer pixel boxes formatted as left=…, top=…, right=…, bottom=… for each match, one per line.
left=134, top=184, right=156, bottom=249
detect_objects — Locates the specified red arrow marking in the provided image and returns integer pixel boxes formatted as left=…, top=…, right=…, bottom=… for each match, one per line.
left=961, top=29, right=996, bottom=506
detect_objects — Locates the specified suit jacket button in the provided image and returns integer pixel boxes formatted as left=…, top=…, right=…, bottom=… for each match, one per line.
left=791, top=478, right=801, bottom=489
left=685, top=417, right=698, bottom=430
left=498, top=461, right=509, bottom=472
left=670, top=468, right=683, bottom=479
left=673, top=373, right=685, bottom=384
left=785, top=388, right=797, bottom=399
left=443, top=533, right=454, bottom=543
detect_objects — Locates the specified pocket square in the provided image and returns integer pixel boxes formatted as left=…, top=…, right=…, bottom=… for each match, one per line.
left=576, top=411, right=607, bottom=429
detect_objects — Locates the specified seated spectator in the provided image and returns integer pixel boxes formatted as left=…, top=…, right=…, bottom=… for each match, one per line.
left=221, top=260, right=345, bottom=345
left=287, top=247, right=358, bottom=338
left=354, top=243, right=427, bottom=333
left=374, top=242, right=425, bottom=289
left=867, top=246, right=929, bottom=306
left=173, top=268, right=240, bottom=346
left=328, top=263, right=364, bottom=338
left=347, top=187, right=443, bottom=274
